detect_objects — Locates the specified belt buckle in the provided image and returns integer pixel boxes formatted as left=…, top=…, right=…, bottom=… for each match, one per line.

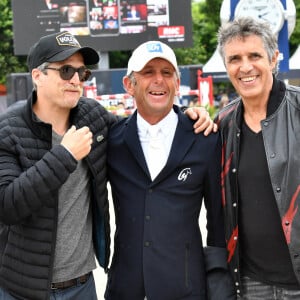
left=50, top=283, right=58, bottom=290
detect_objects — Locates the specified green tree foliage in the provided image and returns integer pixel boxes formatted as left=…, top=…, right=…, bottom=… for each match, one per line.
left=175, top=0, right=222, bottom=65
left=289, top=0, right=300, bottom=56
left=0, top=0, right=27, bottom=85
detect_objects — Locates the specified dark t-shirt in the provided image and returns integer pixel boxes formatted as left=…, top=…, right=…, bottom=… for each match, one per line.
left=238, top=121, right=299, bottom=288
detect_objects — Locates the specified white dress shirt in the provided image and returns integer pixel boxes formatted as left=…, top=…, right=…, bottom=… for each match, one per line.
left=137, top=109, right=178, bottom=179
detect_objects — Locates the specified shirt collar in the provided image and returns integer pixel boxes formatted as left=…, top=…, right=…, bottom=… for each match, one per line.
left=137, top=108, right=178, bottom=139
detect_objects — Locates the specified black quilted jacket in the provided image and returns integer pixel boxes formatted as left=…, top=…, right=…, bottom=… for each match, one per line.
left=0, top=91, right=117, bottom=300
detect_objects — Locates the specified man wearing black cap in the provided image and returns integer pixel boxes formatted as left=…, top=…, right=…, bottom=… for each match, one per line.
left=0, top=32, right=214, bottom=300
left=0, top=31, right=118, bottom=300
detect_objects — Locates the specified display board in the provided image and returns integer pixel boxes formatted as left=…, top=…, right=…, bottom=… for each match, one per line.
left=12, top=0, right=193, bottom=55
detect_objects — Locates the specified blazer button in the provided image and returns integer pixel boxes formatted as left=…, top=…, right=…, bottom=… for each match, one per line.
left=144, top=241, right=150, bottom=247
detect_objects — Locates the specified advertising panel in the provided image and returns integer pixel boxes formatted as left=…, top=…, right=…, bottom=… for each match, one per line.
left=12, top=0, right=192, bottom=55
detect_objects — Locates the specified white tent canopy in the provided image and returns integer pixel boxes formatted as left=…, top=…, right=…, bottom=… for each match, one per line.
left=203, top=48, right=226, bottom=74
left=289, top=45, right=300, bottom=70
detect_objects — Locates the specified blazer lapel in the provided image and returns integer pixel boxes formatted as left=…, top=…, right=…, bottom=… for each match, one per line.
left=155, top=108, right=196, bottom=181
left=123, top=108, right=197, bottom=182
left=124, top=112, right=150, bottom=175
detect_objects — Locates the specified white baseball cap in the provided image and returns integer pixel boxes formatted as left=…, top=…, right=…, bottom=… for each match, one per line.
left=126, top=41, right=179, bottom=77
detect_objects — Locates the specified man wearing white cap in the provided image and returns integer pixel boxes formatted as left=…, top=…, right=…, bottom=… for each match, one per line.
left=105, top=41, right=234, bottom=300
left=0, top=31, right=218, bottom=300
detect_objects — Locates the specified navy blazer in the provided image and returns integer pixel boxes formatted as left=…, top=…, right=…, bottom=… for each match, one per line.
left=105, top=105, right=231, bottom=300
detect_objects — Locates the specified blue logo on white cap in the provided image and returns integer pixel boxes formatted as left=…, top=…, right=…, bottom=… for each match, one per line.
left=146, top=42, right=163, bottom=53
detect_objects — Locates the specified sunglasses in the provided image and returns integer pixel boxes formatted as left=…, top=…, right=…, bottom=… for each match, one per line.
left=44, top=65, right=92, bottom=82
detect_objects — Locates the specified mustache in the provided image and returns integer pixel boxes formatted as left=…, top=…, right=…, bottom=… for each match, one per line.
left=63, top=85, right=82, bottom=93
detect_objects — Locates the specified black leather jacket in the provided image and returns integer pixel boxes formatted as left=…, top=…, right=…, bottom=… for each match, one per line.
left=215, top=78, right=300, bottom=296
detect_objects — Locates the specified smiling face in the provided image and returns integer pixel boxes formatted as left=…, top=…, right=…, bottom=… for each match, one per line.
left=223, top=35, right=279, bottom=104
left=123, top=58, right=180, bottom=124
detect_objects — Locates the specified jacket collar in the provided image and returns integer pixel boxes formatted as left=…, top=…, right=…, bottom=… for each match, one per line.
left=266, top=76, right=286, bottom=117
left=26, top=90, right=52, bottom=139
left=26, top=90, right=93, bottom=137
left=124, top=105, right=196, bottom=182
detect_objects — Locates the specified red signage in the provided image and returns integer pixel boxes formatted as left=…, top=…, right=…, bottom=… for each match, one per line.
left=158, top=26, right=185, bottom=38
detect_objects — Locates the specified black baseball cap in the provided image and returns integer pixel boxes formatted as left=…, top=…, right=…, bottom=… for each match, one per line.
left=27, top=31, right=100, bottom=72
